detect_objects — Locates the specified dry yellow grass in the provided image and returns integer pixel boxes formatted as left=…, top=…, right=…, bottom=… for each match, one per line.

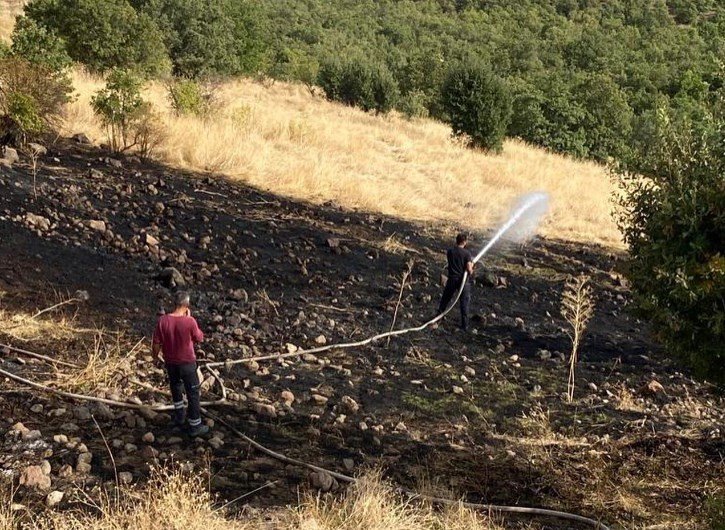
left=65, top=71, right=620, bottom=247
left=21, top=468, right=504, bottom=530
left=0, top=0, right=24, bottom=43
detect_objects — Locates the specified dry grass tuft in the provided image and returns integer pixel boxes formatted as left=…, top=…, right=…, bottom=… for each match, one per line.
left=0, top=1, right=24, bottom=42
left=291, top=472, right=503, bottom=530
left=35, top=467, right=250, bottom=530
left=0, top=291, right=92, bottom=342
left=21, top=467, right=505, bottom=530
left=52, top=332, right=138, bottom=394
left=560, top=276, right=595, bottom=403
left=63, top=71, right=620, bottom=247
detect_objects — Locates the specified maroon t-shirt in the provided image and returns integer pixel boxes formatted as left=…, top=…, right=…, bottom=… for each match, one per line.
left=152, top=314, right=204, bottom=365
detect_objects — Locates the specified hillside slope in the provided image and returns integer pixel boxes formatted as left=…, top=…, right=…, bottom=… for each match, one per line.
left=0, top=140, right=722, bottom=529
left=66, top=72, right=620, bottom=247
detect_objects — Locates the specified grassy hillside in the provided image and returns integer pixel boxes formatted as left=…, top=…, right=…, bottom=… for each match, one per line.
left=3, top=0, right=618, bottom=248
left=66, top=71, right=619, bottom=247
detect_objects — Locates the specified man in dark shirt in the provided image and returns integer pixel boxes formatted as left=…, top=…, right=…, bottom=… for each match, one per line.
left=152, top=291, right=209, bottom=436
left=438, top=233, right=474, bottom=330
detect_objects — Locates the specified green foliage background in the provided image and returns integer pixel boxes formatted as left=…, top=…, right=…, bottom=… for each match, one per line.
left=18, top=0, right=725, bottom=161
left=617, top=90, right=725, bottom=384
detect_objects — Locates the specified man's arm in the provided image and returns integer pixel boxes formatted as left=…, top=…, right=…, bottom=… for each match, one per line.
left=466, top=250, right=474, bottom=275
left=152, top=320, right=164, bottom=363
left=191, top=318, right=204, bottom=343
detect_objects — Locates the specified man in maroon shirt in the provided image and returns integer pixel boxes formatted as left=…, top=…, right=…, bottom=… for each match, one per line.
left=152, top=291, right=209, bottom=436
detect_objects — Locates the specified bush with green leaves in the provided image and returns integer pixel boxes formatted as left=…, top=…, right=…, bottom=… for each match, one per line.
left=167, top=79, right=206, bottom=116
left=399, top=89, right=430, bottom=119
left=616, top=101, right=725, bottom=384
left=132, top=0, right=267, bottom=78
left=10, top=16, right=72, bottom=73
left=441, top=60, right=512, bottom=152
left=25, top=0, right=170, bottom=77
left=317, top=56, right=399, bottom=114
left=0, top=57, right=73, bottom=144
left=92, top=69, right=157, bottom=153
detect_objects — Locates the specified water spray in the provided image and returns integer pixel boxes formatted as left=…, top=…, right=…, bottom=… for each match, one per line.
left=206, top=191, right=552, bottom=358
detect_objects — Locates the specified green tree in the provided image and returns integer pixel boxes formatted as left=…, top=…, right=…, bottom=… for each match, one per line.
left=441, top=60, right=512, bottom=151
left=25, top=0, right=170, bottom=77
left=134, top=0, right=267, bottom=78
left=10, top=16, right=72, bottom=73
left=616, top=102, right=725, bottom=383
left=91, top=69, right=149, bottom=152
left=0, top=57, right=73, bottom=144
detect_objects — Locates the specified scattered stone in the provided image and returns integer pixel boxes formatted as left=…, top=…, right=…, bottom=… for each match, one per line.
left=309, top=471, right=337, bottom=492
left=53, top=434, right=68, bottom=444
left=71, top=133, right=92, bottom=144
left=88, top=220, right=107, bottom=232
left=314, top=334, right=327, bottom=345
left=73, top=406, right=92, bottom=421
left=641, top=380, right=665, bottom=396
left=28, top=143, right=47, bottom=156
left=76, top=452, right=92, bottom=473
left=340, top=396, right=359, bottom=413
left=342, top=458, right=355, bottom=472
left=143, top=233, right=160, bottom=247
left=46, top=491, right=64, bottom=508
left=40, top=460, right=52, bottom=476
left=142, top=432, right=155, bottom=444
left=286, top=343, right=298, bottom=354
left=252, top=403, right=277, bottom=419
left=1, top=146, right=19, bottom=166
left=280, top=390, right=295, bottom=406
left=19, top=466, right=51, bottom=490
left=208, top=437, right=224, bottom=450
left=452, top=386, right=464, bottom=395
left=25, top=213, right=51, bottom=231
left=157, top=267, right=186, bottom=288
left=311, top=394, right=328, bottom=405
left=231, top=289, right=248, bottom=302
left=30, top=404, right=44, bottom=414
left=118, top=472, right=133, bottom=485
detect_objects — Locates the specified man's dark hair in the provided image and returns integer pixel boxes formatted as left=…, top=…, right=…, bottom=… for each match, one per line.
left=456, top=233, right=468, bottom=245
left=175, top=291, right=191, bottom=308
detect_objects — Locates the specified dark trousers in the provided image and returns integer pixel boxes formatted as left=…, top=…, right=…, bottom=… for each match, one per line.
left=166, top=362, right=202, bottom=427
left=438, top=277, right=471, bottom=330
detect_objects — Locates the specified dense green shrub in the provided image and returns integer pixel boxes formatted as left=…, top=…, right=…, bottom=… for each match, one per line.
left=10, top=16, right=72, bottom=73
left=317, top=56, right=399, bottom=114
left=399, top=90, right=430, bottom=119
left=616, top=102, right=725, bottom=383
left=132, top=0, right=267, bottom=78
left=167, top=79, right=206, bottom=116
left=92, top=69, right=155, bottom=152
left=262, top=0, right=723, bottom=160
left=25, top=0, right=170, bottom=77
left=0, top=57, right=73, bottom=144
left=441, top=60, right=512, bottom=151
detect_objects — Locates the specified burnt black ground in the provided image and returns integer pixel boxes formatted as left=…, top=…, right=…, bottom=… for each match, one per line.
left=0, top=140, right=722, bottom=529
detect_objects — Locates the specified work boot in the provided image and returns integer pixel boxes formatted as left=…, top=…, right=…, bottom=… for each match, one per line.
left=188, top=424, right=209, bottom=437
left=171, top=408, right=185, bottom=428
